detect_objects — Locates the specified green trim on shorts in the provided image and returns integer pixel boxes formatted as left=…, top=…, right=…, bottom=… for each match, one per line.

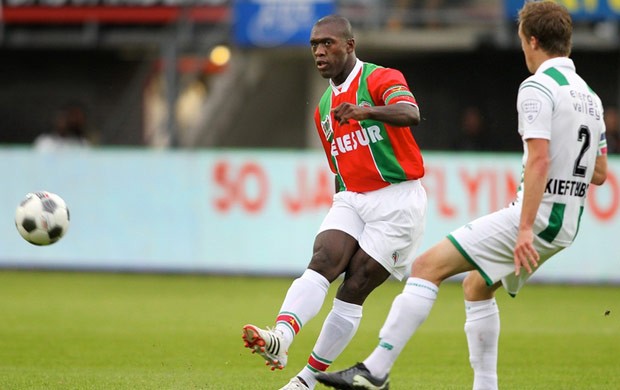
left=447, top=234, right=494, bottom=286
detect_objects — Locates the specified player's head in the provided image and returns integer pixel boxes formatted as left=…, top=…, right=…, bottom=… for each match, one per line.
left=518, top=1, right=572, bottom=66
left=310, top=15, right=356, bottom=84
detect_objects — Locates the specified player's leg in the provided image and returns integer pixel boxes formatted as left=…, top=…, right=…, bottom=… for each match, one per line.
left=243, top=193, right=364, bottom=372
left=316, top=238, right=474, bottom=389
left=277, top=228, right=362, bottom=346
left=300, top=180, right=427, bottom=388
left=450, top=206, right=537, bottom=390
left=362, top=239, right=473, bottom=377
left=293, top=248, right=390, bottom=389
left=463, top=271, right=502, bottom=390
left=458, top=225, right=565, bottom=390
left=242, top=230, right=358, bottom=371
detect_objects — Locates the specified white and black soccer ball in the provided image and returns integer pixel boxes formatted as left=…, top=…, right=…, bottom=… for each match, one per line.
left=15, top=191, right=70, bottom=246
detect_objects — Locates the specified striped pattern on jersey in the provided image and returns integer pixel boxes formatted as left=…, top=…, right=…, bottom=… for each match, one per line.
left=314, top=62, right=424, bottom=192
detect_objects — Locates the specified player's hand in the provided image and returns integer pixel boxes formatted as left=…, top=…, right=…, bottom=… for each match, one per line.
left=513, top=228, right=539, bottom=276
left=331, top=103, right=367, bottom=125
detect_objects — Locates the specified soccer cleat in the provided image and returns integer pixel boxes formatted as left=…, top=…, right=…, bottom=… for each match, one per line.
left=242, top=324, right=288, bottom=370
left=315, top=363, right=389, bottom=390
left=278, top=376, right=310, bottom=390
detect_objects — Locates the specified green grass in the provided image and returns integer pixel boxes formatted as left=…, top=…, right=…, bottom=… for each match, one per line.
left=0, top=271, right=618, bottom=389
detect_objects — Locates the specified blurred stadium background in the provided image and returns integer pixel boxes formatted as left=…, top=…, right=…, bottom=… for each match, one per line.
left=0, top=1, right=618, bottom=389
left=0, top=1, right=618, bottom=280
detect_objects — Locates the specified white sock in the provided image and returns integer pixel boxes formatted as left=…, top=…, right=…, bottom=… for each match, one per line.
left=363, top=277, right=438, bottom=378
left=298, top=299, right=363, bottom=389
left=464, top=298, right=500, bottom=390
left=274, top=269, right=330, bottom=348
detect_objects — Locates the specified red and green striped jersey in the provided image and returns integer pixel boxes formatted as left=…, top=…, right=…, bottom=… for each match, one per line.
left=314, top=60, right=425, bottom=192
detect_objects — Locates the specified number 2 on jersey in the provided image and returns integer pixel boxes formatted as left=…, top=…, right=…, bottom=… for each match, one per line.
left=573, top=125, right=590, bottom=178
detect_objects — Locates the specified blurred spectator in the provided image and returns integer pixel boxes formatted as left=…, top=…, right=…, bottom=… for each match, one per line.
left=34, top=104, right=92, bottom=151
left=451, top=105, right=489, bottom=151
left=604, top=106, right=620, bottom=154
left=387, top=0, right=445, bottom=29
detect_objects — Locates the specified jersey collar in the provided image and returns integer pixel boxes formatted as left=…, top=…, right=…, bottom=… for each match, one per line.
left=536, top=57, right=575, bottom=75
left=330, top=59, right=363, bottom=96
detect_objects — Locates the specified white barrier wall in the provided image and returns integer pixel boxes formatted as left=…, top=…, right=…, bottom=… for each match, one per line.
left=0, top=147, right=618, bottom=283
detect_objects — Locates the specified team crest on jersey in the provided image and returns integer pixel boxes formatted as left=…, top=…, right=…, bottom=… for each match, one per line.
left=521, top=99, right=542, bottom=124
left=359, top=101, right=372, bottom=108
left=321, top=115, right=333, bottom=141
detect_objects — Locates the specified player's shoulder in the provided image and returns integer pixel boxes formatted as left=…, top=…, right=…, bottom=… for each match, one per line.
left=522, top=63, right=584, bottom=90
left=365, top=63, right=406, bottom=84
left=518, top=70, right=562, bottom=104
left=519, top=71, right=557, bottom=91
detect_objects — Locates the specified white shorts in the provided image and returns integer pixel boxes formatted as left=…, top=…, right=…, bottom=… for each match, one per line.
left=318, top=180, right=427, bottom=281
left=448, top=204, right=565, bottom=296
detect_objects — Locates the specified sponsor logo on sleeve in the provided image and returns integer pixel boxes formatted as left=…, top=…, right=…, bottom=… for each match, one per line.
left=522, top=99, right=542, bottom=123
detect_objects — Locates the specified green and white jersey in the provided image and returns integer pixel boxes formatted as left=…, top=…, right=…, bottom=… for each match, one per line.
left=516, top=57, right=606, bottom=246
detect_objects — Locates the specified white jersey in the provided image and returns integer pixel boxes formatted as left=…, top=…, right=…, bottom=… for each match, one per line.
left=516, top=57, right=606, bottom=246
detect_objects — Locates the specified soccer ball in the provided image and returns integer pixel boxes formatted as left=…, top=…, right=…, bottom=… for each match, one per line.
left=15, top=191, right=70, bottom=246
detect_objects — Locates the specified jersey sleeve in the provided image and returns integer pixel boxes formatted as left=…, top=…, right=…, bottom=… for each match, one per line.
left=517, top=77, right=554, bottom=140
left=367, top=67, right=418, bottom=108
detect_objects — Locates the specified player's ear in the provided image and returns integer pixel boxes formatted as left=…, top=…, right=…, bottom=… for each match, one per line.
left=346, top=38, right=355, bottom=53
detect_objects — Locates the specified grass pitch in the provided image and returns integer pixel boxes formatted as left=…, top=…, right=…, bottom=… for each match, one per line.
left=0, top=271, right=618, bottom=389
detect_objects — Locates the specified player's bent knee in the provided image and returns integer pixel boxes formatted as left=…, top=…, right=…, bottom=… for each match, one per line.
left=411, top=254, right=443, bottom=283
left=462, top=272, right=495, bottom=301
left=411, top=254, right=428, bottom=270
left=308, top=254, right=344, bottom=282
left=337, top=268, right=389, bottom=304
left=340, top=272, right=373, bottom=295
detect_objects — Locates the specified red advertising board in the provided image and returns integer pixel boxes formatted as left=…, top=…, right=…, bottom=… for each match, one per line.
left=1, top=3, right=229, bottom=24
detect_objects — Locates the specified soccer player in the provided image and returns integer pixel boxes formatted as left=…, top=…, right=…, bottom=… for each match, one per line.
left=241, top=15, right=428, bottom=390
left=316, top=2, right=608, bottom=389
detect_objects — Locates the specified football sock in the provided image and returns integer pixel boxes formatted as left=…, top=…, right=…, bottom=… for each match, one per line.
left=464, top=298, right=500, bottom=390
left=275, top=269, right=330, bottom=349
left=364, top=277, right=438, bottom=378
left=297, top=298, right=363, bottom=389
